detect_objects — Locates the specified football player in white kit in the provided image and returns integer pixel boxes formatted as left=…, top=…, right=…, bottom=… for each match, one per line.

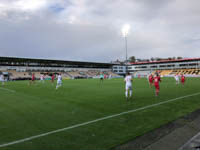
left=0, top=74, right=5, bottom=86
left=40, top=74, right=45, bottom=83
left=174, top=74, right=179, bottom=85
left=56, top=74, right=62, bottom=89
left=124, top=72, right=133, bottom=100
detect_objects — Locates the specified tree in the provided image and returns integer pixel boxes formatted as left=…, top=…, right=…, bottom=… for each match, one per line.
left=177, top=56, right=183, bottom=60
left=129, top=56, right=136, bottom=63
left=151, top=57, right=155, bottom=61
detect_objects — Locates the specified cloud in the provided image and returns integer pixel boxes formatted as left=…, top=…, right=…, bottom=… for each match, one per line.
left=0, top=0, right=200, bottom=62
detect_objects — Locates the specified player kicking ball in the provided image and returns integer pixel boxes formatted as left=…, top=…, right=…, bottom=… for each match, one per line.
left=56, top=74, right=62, bottom=89
left=154, top=73, right=161, bottom=97
left=124, top=72, right=133, bottom=100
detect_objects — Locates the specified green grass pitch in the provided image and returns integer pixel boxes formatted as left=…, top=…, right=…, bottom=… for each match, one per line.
left=0, top=77, right=200, bottom=150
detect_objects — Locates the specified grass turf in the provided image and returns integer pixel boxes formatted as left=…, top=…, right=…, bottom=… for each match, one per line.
left=0, top=77, right=200, bottom=150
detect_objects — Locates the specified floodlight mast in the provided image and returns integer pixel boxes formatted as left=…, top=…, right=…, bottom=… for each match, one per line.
left=121, top=24, right=130, bottom=64
left=122, top=24, right=130, bottom=74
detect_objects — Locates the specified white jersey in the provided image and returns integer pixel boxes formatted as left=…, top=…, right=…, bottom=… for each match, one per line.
left=56, top=75, right=62, bottom=89
left=0, top=75, right=4, bottom=81
left=174, top=75, right=179, bottom=81
left=57, top=75, right=62, bottom=81
left=40, top=75, right=44, bottom=80
left=125, top=75, right=132, bottom=90
left=125, top=75, right=132, bottom=85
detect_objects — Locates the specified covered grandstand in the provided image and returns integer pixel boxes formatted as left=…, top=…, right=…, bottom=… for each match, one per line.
left=0, top=56, right=119, bottom=80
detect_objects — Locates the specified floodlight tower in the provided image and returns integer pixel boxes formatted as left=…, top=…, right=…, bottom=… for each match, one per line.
left=121, top=24, right=130, bottom=63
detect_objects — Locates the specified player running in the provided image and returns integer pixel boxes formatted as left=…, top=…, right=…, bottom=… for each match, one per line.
left=148, top=74, right=154, bottom=87
left=0, top=74, right=5, bottom=86
left=40, top=74, right=45, bottom=83
left=109, top=74, right=112, bottom=80
left=154, top=73, right=161, bottom=96
left=181, top=74, right=186, bottom=85
left=174, top=74, right=179, bottom=85
left=51, top=74, right=55, bottom=83
left=30, top=73, right=35, bottom=85
left=124, top=72, right=133, bottom=100
left=56, top=74, right=62, bottom=89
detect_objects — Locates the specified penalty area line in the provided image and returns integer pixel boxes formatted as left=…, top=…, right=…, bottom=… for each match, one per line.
left=0, top=87, right=16, bottom=93
left=0, top=92, right=200, bottom=148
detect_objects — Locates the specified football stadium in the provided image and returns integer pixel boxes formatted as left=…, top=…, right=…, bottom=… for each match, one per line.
left=1, top=0, right=200, bottom=150
left=1, top=56, right=200, bottom=150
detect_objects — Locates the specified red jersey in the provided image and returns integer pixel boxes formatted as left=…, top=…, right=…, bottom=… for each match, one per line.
left=181, top=75, right=185, bottom=82
left=32, top=74, right=35, bottom=81
left=148, top=75, right=153, bottom=83
left=154, top=76, right=161, bottom=86
left=52, top=75, right=55, bottom=80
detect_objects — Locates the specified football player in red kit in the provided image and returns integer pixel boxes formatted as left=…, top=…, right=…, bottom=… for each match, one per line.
left=181, top=74, right=186, bottom=85
left=29, top=73, right=35, bottom=85
left=148, top=74, right=154, bottom=87
left=154, top=73, right=161, bottom=96
left=51, top=74, right=55, bottom=83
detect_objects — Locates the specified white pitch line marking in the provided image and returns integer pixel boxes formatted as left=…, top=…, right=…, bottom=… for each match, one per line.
left=0, top=92, right=200, bottom=148
left=0, top=87, right=16, bottom=93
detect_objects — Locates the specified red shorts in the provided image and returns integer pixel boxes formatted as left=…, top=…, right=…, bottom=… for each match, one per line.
left=181, top=80, right=185, bottom=83
left=32, top=78, right=35, bottom=81
left=154, top=84, right=160, bottom=90
left=149, top=80, right=153, bottom=84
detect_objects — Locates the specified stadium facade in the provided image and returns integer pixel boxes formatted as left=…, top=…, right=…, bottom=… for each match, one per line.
left=112, top=58, right=200, bottom=76
left=128, top=58, right=200, bottom=77
left=129, top=58, right=200, bottom=71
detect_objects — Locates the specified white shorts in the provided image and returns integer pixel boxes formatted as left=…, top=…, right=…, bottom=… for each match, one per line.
left=125, top=84, right=132, bottom=90
left=57, top=80, right=62, bottom=85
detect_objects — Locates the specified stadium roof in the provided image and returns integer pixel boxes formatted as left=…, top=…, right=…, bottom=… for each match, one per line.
left=0, top=56, right=114, bottom=64
left=0, top=56, right=116, bottom=68
left=131, top=58, right=200, bottom=65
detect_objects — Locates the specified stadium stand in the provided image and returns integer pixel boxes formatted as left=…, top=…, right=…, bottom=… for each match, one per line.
left=169, top=69, right=200, bottom=76
left=133, top=70, right=152, bottom=77
left=160, top=70, right=172, bottom=76
left=107, top=71, right=119, bottom=77
left=0, top=56, right=119, bottom=80
left=129, top=58, right=200, bottom=77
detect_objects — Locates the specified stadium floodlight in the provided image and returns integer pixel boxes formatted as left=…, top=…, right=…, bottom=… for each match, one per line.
left=122, top=24, right=130, bottom=38
left=121, top=24, right=130, bottom=66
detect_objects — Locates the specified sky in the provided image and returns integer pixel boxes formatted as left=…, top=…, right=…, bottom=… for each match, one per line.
left=0, top=0, right=200, bottom=63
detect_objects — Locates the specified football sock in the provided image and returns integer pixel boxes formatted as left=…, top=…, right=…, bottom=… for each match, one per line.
left=130, top=90, right=132, bottom=97
left=125, top=91, right=128, bottom=97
